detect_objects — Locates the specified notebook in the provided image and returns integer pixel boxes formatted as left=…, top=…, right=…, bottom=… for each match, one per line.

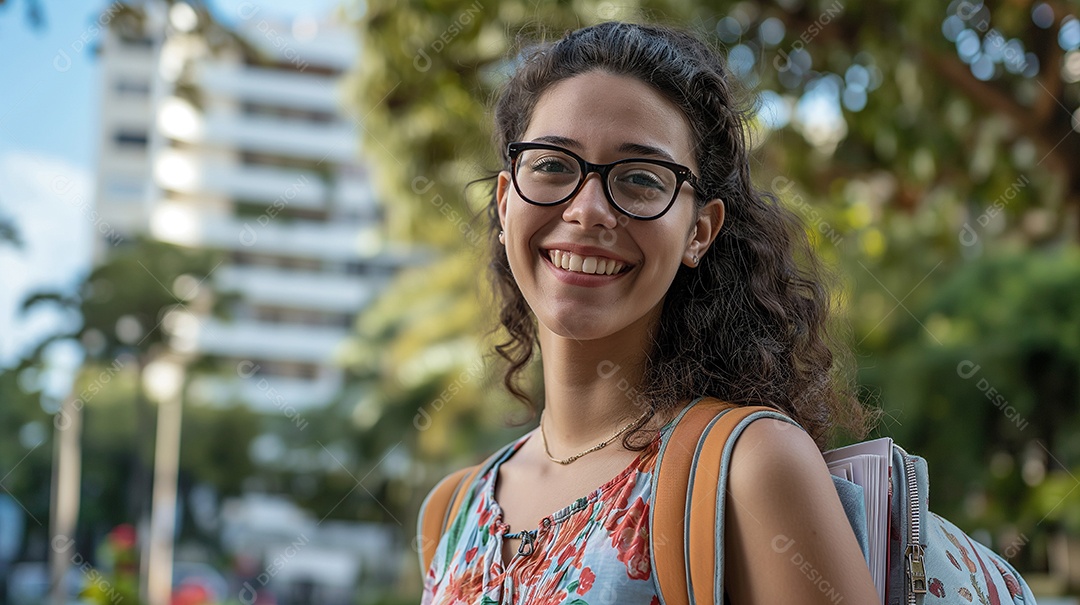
left=823, top=437, right=892, bottom=604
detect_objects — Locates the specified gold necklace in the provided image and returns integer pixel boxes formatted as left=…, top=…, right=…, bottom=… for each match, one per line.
left=540, top=408, right=654, bottom=465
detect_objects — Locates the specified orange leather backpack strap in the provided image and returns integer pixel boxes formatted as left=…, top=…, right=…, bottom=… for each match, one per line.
left=416, top=438, right=522, bottom=580
left=651, top=397, right=801, bottom=605
left=417, top=465, right=478, bottom=576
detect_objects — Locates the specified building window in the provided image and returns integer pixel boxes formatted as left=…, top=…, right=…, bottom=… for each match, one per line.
left=118, top=34, right=154, bottom=48
left=241, top=102, right=336, bottom=124
left=105, top=178, right=145, bottom=200
left=234, top=199, right=328, bottom=222
left=247, top=304, right=355, bottom=329
left=230, top=251, right=326, bottom=272
left=114, top=131, right=148, bottom=148
left=344, top=261, right=368, bottom=276
left=240, top=151, right=325, bottom=172
left=114, top=79, right=150, bottom=96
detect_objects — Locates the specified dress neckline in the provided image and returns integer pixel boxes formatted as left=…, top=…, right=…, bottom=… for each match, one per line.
left=485, top=411, right=679, bottom=533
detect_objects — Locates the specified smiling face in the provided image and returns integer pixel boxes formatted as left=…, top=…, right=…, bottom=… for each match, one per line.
left=496, top=70, right=724, bottom=343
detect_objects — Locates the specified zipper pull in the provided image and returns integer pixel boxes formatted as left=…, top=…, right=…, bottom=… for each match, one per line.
left=906, top=544, right=927, bottom=594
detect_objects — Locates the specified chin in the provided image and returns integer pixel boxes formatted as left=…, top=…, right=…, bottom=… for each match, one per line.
left=538, top=310, right=624, bottom=342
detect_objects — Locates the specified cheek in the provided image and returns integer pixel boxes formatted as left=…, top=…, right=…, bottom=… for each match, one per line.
left=631, top=224, right=691, bottom=271
left=503, top=204, right=550, bottom=267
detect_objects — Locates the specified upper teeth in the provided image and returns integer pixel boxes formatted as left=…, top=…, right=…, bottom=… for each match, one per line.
left=548, top=250, right=626, bottom=275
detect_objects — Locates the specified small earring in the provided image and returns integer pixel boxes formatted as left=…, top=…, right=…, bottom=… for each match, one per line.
left=692, top=254, right=699, bottom=265
left=498, top=230, right=505, bottom=244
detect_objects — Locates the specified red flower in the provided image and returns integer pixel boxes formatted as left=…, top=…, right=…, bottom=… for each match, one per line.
left=607, top=496, right=651, bottom=580
left=622, top=548, right=651, bottom=580
left=477, top=497, right=495, bottom=528
left=444, top=565, right=484, bottom=601
left=577, top=566, right=595, bottom=594
left=929, top=578, right=945, bottom=598
left=465, top=546, right=478, bottom=565
left=598, top=473, right=635, bottom=523
left=556, top=543, right=577, bottom=568
left=108, top=524, right=137, bottom=549
left=171, top=583, right=210, bottom=605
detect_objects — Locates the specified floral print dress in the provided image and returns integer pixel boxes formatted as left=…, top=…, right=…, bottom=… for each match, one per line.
left=421, top=419, right=676, bottom=605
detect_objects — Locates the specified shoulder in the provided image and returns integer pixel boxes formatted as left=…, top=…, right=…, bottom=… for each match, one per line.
left=727, top=416, right=826, bottom=498
left=726, top=415, right=845, bottom=534
left=723, top=416, right=879, bottom=603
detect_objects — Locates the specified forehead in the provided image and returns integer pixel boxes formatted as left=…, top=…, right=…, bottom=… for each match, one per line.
left=522, top=70, right=698, bottom=170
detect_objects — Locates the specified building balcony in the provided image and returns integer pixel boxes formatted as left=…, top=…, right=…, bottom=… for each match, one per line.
left=101, top=48, right=157, bottom=74
left=190, top=370, right=343, bottom=412
left=99, top=96, right=154, bottom=124
left=153, top=149, right=378, bottom=214
left=238, top=21, right=355, bottom=71
left=215, top=264, right=382, bottom=313
left=150, top=201, right=382, bottom=261
left=195, top=63, right=342, bottom=114
left=172, top=316, right=350, bottom=364
left=157, top=97, right=357, bottom=163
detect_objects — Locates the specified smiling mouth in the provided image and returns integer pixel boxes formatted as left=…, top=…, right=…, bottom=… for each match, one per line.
left=545, top=249, right=632, bottom=276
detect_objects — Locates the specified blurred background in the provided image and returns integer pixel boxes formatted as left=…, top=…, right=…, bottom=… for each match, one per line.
left=0, top=0, right=1078, bottom=603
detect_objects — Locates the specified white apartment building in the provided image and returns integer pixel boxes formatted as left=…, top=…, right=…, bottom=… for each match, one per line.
left=94, top=4, right=402, bottom=413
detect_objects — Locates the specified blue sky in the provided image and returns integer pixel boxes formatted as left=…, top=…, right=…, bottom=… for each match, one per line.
left=0, top=0, right=343, bottom=366
left=0, top=2, right=103, bottom=169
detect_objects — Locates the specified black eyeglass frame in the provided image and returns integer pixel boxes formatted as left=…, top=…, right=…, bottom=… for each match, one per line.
left=507, top=141, right=700, bottom=221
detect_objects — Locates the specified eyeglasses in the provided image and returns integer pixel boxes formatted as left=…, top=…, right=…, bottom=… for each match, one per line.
left=507, top=142, right=699, bottom=221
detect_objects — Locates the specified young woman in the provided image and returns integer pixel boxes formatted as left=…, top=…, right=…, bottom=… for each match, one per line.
left=420, top=21, right=879, bottom=604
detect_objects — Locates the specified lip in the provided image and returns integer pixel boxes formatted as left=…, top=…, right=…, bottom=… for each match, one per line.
left=540, top=244, right=635, bottom=286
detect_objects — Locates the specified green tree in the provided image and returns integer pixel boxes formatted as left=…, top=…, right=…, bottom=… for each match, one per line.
left=859, top=246, right=1080, bottom=578
left=13, top=238, right=229, bottom=540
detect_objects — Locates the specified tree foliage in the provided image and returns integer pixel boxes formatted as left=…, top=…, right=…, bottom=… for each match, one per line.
left=4, top=238, right=239, bottom=549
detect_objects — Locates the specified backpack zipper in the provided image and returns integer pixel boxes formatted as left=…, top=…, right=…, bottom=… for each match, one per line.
left=904, top=454, right=926, bottom=604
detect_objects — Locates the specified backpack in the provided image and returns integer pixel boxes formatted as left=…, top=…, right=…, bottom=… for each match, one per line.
left=417, top=397, right=1038, bottom=604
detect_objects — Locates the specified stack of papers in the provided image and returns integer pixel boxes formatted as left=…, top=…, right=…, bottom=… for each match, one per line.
left=823, top=437, right=892, bottom=604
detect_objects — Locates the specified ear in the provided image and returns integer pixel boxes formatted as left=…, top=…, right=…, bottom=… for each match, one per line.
left=496, top=170, right=511, bottom=230
left=684, top=198, right=725, bottom=267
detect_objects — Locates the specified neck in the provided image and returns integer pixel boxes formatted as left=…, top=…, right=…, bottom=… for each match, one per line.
left=535, top=312, right=661, bottom=455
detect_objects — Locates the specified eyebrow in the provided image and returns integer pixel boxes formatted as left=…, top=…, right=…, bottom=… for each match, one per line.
left=531, top=135, right=679, bottom=163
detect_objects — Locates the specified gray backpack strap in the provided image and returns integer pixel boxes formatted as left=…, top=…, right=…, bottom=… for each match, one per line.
left=651, top=398, right=798, bottom=605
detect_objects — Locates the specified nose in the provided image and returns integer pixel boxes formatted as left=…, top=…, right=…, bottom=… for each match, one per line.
left=562, top=172, right=619, bottom=230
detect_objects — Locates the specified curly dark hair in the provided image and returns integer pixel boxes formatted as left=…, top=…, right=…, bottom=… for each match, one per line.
left=486, top=21, right=876, bottom=451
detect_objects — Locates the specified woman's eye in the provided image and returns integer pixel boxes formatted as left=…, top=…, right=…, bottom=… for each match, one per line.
left=621, top=171, right=667, bottom=190
left=530, top=157, right=575, bottom=173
